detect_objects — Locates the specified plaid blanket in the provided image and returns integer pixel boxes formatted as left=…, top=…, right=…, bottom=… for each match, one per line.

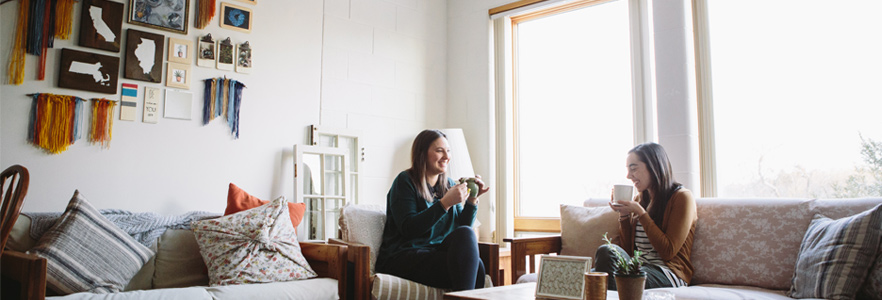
left=23, top=210, right=220, bottom=247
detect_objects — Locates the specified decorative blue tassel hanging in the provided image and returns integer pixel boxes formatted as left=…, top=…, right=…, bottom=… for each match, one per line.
left=202, top=77, right=245, bottom=139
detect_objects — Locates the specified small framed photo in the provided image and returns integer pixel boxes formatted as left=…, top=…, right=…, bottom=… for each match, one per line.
left=219, top=3, right=252, bottom=33
left=166, top=62, right=191, bottom=89
left=536, top=255, right=593, bottom=300
left=168, top=38, right=192, bottom=64
left=217, top=37, right=234, bottom=70
left=235, top=41, right=251, bottom=73
left=128, top=0, right=190, bottom=34
left=196, top=34, right=215, bottom=67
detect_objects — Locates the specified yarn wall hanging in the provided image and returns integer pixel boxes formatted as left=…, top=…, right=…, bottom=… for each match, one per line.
left=202, top=77, right=246, bottom=139
left=89, top=98, right=116, bottom=148
left=7, top=0, right=75, bottom=84
left=27, top=93, right=85, bottom=154
left=195, top=0, right=217, bottom=29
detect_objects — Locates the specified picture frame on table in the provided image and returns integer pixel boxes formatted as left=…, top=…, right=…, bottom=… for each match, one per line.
left=128, top=0, right=190, bottom=35
left=219, top=2, right=252, bottom=33
left=78, top=0, right=124, bottom=52
left=535, top=255, right=593, bottom=300
left=166, top=62, right=191, bottom=89
left=167, top=37, right=192, bottom=64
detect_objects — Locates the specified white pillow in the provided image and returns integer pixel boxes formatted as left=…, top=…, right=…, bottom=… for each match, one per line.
left=339, top=204, right=386, bottom=273
left=192, top=197, right=316, bottom=286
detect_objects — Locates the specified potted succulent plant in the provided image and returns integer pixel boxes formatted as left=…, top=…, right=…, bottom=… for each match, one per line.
left=603, top=233, right=646, bottom=300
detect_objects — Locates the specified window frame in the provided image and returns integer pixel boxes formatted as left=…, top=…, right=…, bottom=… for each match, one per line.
left=499, top=0, right=655, bottom=233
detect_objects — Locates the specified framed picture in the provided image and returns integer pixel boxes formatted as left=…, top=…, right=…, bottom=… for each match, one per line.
left=535, top=255, right=593, bottom=300
left=217, top=37, right=234, bottom=70
left=129, top=0, right=190, bottom=35
left=235, top=41, right=251, bottom=73
left=166, top=62, right=191, bottom=89
left=219, top=3, right=252, bottom=33
left=196, top=34, right=215, bottom=67
left=235, top=0, right=256, bottom=4
left=168, top=37, right=192, bottom=64
left=58, top=48, right=120, bottom=94
left=79, top=0, right=123, bottom=52
left=124, top=29, right=164, bottom=83
left=164, top=89, right=192, bottom=120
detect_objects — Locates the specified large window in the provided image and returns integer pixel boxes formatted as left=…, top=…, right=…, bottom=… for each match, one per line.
left=509, top=0, right=647, bottom=232
left=699, top=0, right=882, bottom=198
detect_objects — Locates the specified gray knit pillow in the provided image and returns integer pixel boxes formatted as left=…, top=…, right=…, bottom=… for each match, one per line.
left=788, top=204, right=882, bottom=299
left=30, top=191, right=154, bottom=294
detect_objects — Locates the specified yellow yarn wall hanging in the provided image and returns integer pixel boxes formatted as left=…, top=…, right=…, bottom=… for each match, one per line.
left=6, top=0, right=75, bottom=85
left=27, top=93, right=85, bottom=154
left=89, top=98, right=116, bottom=148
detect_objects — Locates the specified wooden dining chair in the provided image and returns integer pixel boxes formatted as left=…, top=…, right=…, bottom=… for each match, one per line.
left=1, top=164, right=29, bottom=252
left=0, top=164, right=46, bottom=300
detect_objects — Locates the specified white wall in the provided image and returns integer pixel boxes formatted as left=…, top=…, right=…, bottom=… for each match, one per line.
left=0, top=0, right=448, bottom=214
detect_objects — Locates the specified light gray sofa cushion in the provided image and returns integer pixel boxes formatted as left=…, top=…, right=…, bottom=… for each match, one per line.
left=47, top=287, right=212, bottom=300
left=205, top=278, right=338, bottom=300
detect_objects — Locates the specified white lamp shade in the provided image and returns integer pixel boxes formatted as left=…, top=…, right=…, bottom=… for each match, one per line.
left=440, top=128, right=475, bottom=181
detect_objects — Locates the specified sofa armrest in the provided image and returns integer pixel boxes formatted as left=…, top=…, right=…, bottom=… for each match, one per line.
left=299, top=242, right=348, bottom=299
left=1, top=250, right=47, bottom=300
left=503, top=235, right=562, bottom=283
left=329, top=238, right=371, bottom=300
left=478, top=242, right=499, bottom=286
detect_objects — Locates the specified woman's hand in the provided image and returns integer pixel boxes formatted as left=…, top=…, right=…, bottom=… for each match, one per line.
left=470, top=175, right=490, bottom=204
left=441, top=183, right=468, bottom=210
left=609, top=189, right=645, bottom=217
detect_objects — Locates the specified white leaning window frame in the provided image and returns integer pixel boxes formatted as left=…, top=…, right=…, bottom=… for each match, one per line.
left=294, top=144, right=350, bottom=241
left=309, top=125, right=363, bottom=205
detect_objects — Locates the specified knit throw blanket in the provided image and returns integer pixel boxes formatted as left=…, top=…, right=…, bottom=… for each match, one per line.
left=23, top=210, right=220, bottom=247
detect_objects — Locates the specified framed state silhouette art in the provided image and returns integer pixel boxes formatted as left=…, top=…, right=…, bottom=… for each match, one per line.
left=124, top=29, right=164, bottom=83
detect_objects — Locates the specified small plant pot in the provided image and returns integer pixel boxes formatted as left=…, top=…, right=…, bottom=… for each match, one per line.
left=614, top=271, right=646, bottom=300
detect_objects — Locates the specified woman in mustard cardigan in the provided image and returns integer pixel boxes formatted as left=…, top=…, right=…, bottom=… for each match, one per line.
left=595, top=142, right=697, bottom=290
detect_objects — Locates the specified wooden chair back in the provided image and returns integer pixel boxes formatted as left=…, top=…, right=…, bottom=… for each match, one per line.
left=1, top=164, right=29, bottom=253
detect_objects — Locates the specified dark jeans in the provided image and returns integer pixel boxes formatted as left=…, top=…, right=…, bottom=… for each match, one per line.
left=593, top=244, right=676, bottom=290
left=379, top=226, right=485, bottom=291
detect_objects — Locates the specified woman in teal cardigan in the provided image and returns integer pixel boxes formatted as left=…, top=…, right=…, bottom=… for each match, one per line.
left=375, top=129, right=490, bottom=291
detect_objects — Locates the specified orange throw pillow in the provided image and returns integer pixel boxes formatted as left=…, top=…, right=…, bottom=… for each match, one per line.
left=224, top=183, right=306, bottom=229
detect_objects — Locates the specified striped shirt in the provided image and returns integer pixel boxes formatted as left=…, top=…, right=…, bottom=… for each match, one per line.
left=635, top=220, right=688, bottom=287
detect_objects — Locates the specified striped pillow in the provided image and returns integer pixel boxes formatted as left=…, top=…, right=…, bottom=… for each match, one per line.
left=30, top=191, right=154, bottom=294
left=788, top=204, right=882, bottom=299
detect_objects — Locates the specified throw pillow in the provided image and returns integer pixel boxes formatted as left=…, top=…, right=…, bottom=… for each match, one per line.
left=192, top=197, right=317, bottom=286
left=224, top=183, right=305, bottom=230
left=339, top=204, right=386, bottom=273
left=857, top=244, right=882, bottom=300
left=30, top=190, right=154, bottom=294
left=788, top=204, right=882, bottom=299
left=560, top=204, right=621, bottom=258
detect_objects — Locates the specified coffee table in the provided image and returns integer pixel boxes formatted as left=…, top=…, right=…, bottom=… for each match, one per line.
left=444, top=282, right=619, bottom=300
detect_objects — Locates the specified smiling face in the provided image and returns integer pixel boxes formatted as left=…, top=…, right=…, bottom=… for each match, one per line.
left=626, top=152, right=653, bottom=193
left=425, top=137, right=450, bottom=177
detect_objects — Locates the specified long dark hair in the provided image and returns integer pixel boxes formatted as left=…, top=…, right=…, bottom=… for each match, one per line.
left=407, top=129, right=450, bottom=201
left=629, top=142, right=682, bottom=228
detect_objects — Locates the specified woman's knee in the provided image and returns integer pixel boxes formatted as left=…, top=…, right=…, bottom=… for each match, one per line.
left=449, top=226, right=478, bottom=243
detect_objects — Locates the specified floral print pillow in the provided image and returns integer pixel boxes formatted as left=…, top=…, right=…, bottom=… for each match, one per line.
left=192, top=197, right=316, bottom=286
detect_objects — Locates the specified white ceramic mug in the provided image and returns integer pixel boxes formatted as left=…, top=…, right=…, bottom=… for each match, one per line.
left=613, top=184, right=634, bottom=202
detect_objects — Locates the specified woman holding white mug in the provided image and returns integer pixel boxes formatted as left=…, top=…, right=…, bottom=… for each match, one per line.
left=595, top=142, right=697, bottom=290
